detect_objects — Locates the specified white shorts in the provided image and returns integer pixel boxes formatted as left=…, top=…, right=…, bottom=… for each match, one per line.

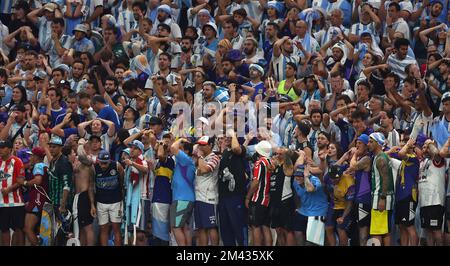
left=97, top=201, right=123, bottom=226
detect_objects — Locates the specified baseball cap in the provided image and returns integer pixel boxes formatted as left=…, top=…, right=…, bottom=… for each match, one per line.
left=48, top=135, right=64, bottom=146
left=29, top=147, right=46, bottom=158
left=197, top=136, right=211, bottom=145
left=98, top=150, right=110, bottom=163
left=17, top=148, right=31, bottom=163
left=128, top=140, right=144, bottom=153
left=43, top=3, right=57, bottom=12
left=148, top=116, right=163, bottom=125
left=357, top=134, right=369, bottom=145
left=0, top=139, right=13, bottom=148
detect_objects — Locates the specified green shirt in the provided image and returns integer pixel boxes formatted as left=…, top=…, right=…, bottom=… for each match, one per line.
left=48, top=154, right=73, bottom=207
left=371, top=152, right=395, bottom=210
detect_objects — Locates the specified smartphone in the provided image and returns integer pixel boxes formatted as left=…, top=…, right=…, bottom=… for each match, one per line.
left=0, top=87, right=5, bottom=98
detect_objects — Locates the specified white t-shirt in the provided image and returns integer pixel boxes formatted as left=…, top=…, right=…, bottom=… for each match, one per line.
left=195, top=152, right=220, bottom=204
left=419, top=158, right=446, bottom=207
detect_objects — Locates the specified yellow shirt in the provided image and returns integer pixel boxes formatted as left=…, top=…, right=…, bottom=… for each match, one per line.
left=277, top=79, right=300, bottom=101
left=333, top=174, right=355, bottom=210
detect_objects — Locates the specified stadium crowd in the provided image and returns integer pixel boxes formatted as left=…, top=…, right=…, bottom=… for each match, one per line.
left=0, top=0, right=449, bottom=246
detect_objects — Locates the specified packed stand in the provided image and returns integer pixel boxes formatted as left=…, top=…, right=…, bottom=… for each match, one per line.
left=0, top=0, right=449, bottom=246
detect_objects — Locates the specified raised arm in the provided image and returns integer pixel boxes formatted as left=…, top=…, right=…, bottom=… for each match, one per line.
left=273, top=36, right=289, bottom=58
left=98, top=118, right=116, bottom=137
left=77, top=120, right=93, bottom=138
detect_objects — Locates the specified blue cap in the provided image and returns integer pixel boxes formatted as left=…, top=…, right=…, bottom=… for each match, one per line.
left=17, top=148, right=31, bottom=164
left=129, top=140, right=144, bottom=153
left=357, top=134, right=369, bottom=145
left=416, top=134, right=428, bottom=147
left=98, top=150, right=110, bottom=163
left=48, top=135, right=64, bottom=146
left=293, top=165, right=305, bottom=177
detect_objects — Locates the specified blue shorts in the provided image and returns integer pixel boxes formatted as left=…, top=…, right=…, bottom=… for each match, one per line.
left=325, top=208, right=350, bottom=230
left=194, top=201, right=217, bottom=229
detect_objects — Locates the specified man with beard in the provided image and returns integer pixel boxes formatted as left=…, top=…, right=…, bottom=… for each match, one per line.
left=0, top=104, right=28, bottom=142
left=312, top=131, right=330, bottom=169
left=26, top=3, right=59, bottom=50
left=151, top=4, right=182, bottom=41
left=367, top=132, right=395, bottom=246
left=262, top=22, right=279, bottom=65
left=308, top=109, right=325, bottom=152
left=145, top=53, right=180, bottom=94
left=140, top=23, right=180, bottom=72
left=272, top=36, right=300, bottom=82
left=242, top=37, right=264, bottom=65
left=43, top=18, right=71, bottom=68
left=201, top=81, right=223, bottom=118
left=418, top=139, right=446, bottom=246
left=320, top=37, right=354, bottom=77
left=414, top=0, right=446, bottom=24
left=379, top=111, right=400, bottom=148
left=216, top=58, right=247, bottom=87
left=178, top=36, right=202, bottom=73
left=293, top=20, right=320, bottom=58
left=69, top=60, right=87, bottom=93
left=242, top=64, right=266, bottom=101
left=9, top=50, right=38, bottom=89
left=128, top=1, right=147, bottom=42
left=348, top=3, right=381, bottom=44
left=103, top=76, right=126, bottom=116
left=386, top=38, right=417, bottom=80
left=314, top=9, right=349, bottom=47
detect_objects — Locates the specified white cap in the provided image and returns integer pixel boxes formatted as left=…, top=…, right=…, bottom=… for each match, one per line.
left=255, top=140, right=272, bottom=158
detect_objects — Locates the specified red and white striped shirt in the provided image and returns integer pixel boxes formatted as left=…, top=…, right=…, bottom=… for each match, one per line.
left=0, top=156, right=25, bottom=207
left=251, top=157, right=271, bottom=207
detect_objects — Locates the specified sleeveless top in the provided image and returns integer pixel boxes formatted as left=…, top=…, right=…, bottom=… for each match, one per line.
left=371, top=153, right=394, bottom=210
